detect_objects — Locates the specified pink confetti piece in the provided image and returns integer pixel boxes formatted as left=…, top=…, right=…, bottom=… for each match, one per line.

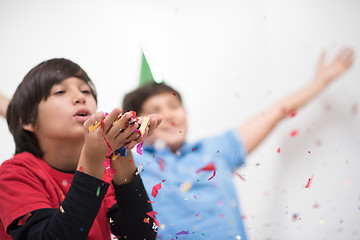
left=305, top=175, right=314, bottom=188
left=351, top=104, right=358, bottom=116
left=196, top=163, right=216, bottom=180
left=146, top=211, right=160, bottom=226
left=136, top=135, right=146, bottom=155
left=18, top=213, right=32, bottom=226
left=158, top=157, right=165, bottom=171
left=290, top=130, right=298, bottom=137
left=176, top=231, right=189, bottom=235
left=234, top=172, right=246, bottom=182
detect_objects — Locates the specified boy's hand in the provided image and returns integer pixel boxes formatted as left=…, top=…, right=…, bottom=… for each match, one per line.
left=123, top=114, right=164, bottom=150
left=313, top=47, right=354, bottom=86
left=78, top=108, right=140, bottom=179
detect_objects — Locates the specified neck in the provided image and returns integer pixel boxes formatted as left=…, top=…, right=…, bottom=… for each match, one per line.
left=41, top=139, right=84, bottom=172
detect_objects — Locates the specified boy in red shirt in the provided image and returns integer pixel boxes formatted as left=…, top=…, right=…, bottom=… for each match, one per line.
left=0, top=58, right=163, bottom=240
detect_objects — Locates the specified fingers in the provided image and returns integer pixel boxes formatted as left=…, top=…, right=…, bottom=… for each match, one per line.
left=103, top=108, right=122, bottom=133
left=85, top=111, right=104, bottom=133
left=147, top=114, right=164, bottom=137
left=336, top=47, right=355, bottom=71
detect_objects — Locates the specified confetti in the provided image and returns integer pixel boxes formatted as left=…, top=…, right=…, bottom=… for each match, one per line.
left=151, top=181, right=163, bottom=198
left=136, top=135, right=145, bottom=155
left=305, top=175, right=314, bottom=188
left=139, top=117, right=150, bottom=137
left=234, top=172, right=246, bottom=182
left=351, top=104, right=358, bottom=116
left=153, top=153, right=155, bottom=158
left=18, top=213, right=32, bottom=226
left=146, top=211, right=160, bottom=226
left=290, top=130, right=298, bottom=137
left=96, top=186, right=101, bottom=197
left=196, top=163, right=216, bottom=180
left=180, top=181, right=193, bottom=192
left=158, top=157, right=165, bottom=171
left=135, top=162, right=144, bottom=176
left=277, top=147, right=281, bottom=153
left=288, top=110, right=297, bottom=118
left=148, top=200, right=156, bottom=204
left=176, top=231, right=189, bottom=235
left=144, top=217, right=150, bottom=224
left=60, top=206, right=65, bottom=214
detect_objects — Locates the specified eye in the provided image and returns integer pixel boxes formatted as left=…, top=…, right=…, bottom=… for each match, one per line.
left=81, top=90, right=91, bottom=94
left=54, top=90, right=65, bottom=95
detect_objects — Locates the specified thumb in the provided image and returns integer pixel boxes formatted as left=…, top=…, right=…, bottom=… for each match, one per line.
left=85, top=111, right=104, bottom=133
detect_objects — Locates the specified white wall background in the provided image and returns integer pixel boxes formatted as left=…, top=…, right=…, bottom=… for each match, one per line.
left=0, top=0, right=359, bottom=239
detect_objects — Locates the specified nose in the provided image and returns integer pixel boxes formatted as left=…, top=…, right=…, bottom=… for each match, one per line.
left=72, top=91, right=86, bottom=105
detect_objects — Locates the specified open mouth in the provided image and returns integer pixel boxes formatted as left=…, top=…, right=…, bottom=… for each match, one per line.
left=73, top=109, right=91, bottom=122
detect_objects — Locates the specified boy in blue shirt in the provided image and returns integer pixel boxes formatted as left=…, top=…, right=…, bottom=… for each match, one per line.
left=121, top=48, right=354, bottom=239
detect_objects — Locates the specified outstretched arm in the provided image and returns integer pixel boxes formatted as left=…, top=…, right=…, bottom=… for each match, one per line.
left=0, top=93, right=10, bottom=118
left=239, top=47, right=354, bottom=154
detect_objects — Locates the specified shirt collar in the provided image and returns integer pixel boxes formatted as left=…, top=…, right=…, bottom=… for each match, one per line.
left=143, top=141, right=202, bottom=156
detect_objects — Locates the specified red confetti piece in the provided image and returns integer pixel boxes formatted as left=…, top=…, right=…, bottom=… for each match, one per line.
left=173, top=92, right=177, bottom=96
left=192, top=148, right=194, bottom=152
left=196, top=163, right=216, bottom=180
left=147, top=200, right=156, bottom=204
left=144, top=217, right=150, bottom=224
left=100, top=119, right=117, bottom=178
left=307, top=151, right=311, bottom=153
left=176, top=231, right=189, bottom=235
left=288, top=110, right=297, bottom=117
left=18, top=213, right=32, bottom=226
left=290, top=130, right=298, bottom=137
left=277, top=147, right=281, bottom=153
left=305, top=175, right=314, bottom=188
left=151, top=182, right=163, bottom=198
left=146, top=211, right=160, bottom=226
left=234, top=172, right=246, bottom=182
left=195, top=213, right=199, bottom=217
left=78, top=166, right=84, bottom=172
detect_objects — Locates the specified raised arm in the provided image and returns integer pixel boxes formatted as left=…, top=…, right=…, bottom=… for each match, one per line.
left=239, top=47, right=354, bottom=154
left=0, top=93, right=10, bottom=118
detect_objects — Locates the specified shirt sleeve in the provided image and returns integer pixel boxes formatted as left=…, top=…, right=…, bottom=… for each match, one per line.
left=202, top=129, right=247, bottom=170
left=107, top=174, right=157, bottom=239
left=6, top=171, right=110, bottom=240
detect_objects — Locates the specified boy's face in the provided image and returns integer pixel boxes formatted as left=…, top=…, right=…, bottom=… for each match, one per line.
left=26, top=77, right=97, bottom=144
left=140, top=92, right=187, bottom=152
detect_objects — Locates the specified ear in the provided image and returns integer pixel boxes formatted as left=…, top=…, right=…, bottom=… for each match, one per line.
left=23, top=123, right=35, bottom=132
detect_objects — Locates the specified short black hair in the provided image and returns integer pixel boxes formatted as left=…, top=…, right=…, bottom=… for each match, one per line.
left=6, top=58, right=97, bottom=158
left=122, top=82, right=181, bottom=114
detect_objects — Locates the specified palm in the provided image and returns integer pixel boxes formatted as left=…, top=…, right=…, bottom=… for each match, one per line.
left=314, top=47, right=354, bottom=85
